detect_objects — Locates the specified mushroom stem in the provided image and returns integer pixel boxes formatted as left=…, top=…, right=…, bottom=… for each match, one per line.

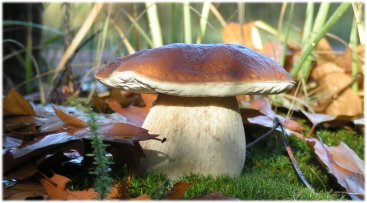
left=141, top=94, right=246, bottom=179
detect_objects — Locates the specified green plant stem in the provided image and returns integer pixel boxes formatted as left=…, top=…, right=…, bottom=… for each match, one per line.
left=171, top=3, right=179, bottom=43
left=119, top=8, right=155, bottom=48
left=87, top=110, right=112, bottom=199
left=196, top=2, right=211, bottom=44
left=302, top=2, right=314, bottom=45
left=25, top=21, right=33, bottom=93
left=290, top=3, right=351, bottom=80
left=183, top=2, right=192, bottom=44
left=146, top=2, right=163, bottom=47
left=238, top=2, right=245, bottom=44
left=350, top=19, right=359, bottom=93
left=280, top=3, right=295, bottom=67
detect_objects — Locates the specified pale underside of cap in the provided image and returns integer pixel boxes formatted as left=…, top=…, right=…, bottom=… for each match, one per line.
left=99, top=71, right=294, bottom=96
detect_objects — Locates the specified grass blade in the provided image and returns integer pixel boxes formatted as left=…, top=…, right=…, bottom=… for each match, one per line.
left=209, top=3, right=227, bottom=27
left=302, top=2, right=314, bottom=45
left=196, top=2, right=211, bottom=44
left=280, top=3, right=295, bottom=67
left=184, top=2, right=192, bottom=44
left=352, top=3, right=365, bottom=44
left=290, top=3, right=351, bottom=79
left=48, top=3, right=104, bottom=99
left=3, top=20, right=63, bottom=35
left=145, top=2, right=163, bottom=47
left=110, top=19, right=135, bottom=55
left=119, top=8, right=155, bottom=48
left=350, top=19, right=359, bottom=93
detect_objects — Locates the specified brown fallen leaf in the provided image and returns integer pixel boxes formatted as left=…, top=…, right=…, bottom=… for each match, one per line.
left=222, top=22, right=263, bottom=50
left=300, top=109, right=355, bottom=137
left=315, top=37, right=336, bottom=62
left=309, top=64, right=362, bottom=116
left=306, top=138, right=364, bottom=200
left=3, top=182, right=47, bottom=200
left=3, top=88, right=36, bottom=116
left=240, top=97, right=305, bottom=137
left=106, top=99, right=147, bottom=127
left=131, top=194, right=151, bottom=200
left=161, top=182, right=192, bottom=200
left=106, top=93, right=157, bottom=127
left=3, top=132, right=84, bottom=174
left=40, top=173, right=98, bottom=200
left=52, top=105, right=87, bottom=129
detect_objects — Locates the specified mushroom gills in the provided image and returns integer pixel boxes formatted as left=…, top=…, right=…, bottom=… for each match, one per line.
left=141, top=94, right=246, bottom=179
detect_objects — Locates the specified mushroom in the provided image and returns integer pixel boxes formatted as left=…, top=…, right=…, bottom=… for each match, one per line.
left=95, top=43, right=295, bottom=179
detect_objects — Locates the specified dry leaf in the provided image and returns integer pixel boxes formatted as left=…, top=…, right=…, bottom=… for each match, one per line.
left=310, top=64, right=362, bottom=116
left=3, top=182, right=47, bottom=200
left=162, top=182, right=192, bottom=200
left=131, top=194, right=151, bottom=200
left=52, top=105, right=87, bottom=129
left=240, top=97, right=304, bottom=137
left=40, top=173, right=98, bottom=200
left=3, top=89, right=36, bottom=116
left=306, top=138, right=364, bottom=200
left=106, top=93, right=156, bottom=127
left=222, top=22, right=263, bottom=50
left=315, top=37, right=336, bottom=62
left=4, top=132, right=84, bottom=174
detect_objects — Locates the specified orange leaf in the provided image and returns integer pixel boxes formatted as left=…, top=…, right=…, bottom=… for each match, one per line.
left=52, top=105, right=87, bottom=128
left=131, top=194, right=151, bottom=200
left=106, top=99, right=147, bottom=127
left=3, top=89, right=35, bottom=116
left=162, top=182, right=192, bottom=200
left=40, top=173, right=98, bottom=200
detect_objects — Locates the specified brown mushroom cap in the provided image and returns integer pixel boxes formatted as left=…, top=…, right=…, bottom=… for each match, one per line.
left=95, top=43, right=295, bottom=97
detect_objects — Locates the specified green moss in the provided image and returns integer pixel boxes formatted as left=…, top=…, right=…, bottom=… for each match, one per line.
left=67, top=120, right=363, bottom=200
left=126, top=123, right=363, bottom=200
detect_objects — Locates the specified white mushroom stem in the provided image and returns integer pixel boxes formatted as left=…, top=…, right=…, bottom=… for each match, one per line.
left=140, top=94, right=246, bottom=180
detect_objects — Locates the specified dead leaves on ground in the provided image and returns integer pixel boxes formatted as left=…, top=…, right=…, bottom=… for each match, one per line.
left=306, top=138, right=364, bottom=200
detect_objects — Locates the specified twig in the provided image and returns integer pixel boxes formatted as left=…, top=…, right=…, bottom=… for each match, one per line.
left=277, top=117, right=315, bottom=193
left=246, top=119, right=279, bottom=148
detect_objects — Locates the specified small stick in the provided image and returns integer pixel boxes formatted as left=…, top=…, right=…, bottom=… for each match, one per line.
left=246, top=119, right=278, bottom=148
left=277, top=117, right=315, bottom=193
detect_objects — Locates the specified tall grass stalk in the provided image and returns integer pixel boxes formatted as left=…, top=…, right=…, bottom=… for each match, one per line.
left=299, top=2, right=330, bottom=80
left=184, top=2, right=192, bottom=43
left=3, top=39, right=45, bottom=104
left=352, top=3, right=365, bottom=44
left=111, top=19, right=135, bottom=54
left=254, top=21, right=278, bottom=36
left=25, top=21, right=33, bottom=93
left=302, top=2, right=314, bottom=45
left=145, top=2, right=163, bottom=47
left=280, top=3, right=294, bottom=66
left=290, top=3, right=351, bottom=80
left=87, top=5, right=111, bottom=104
left=209, top=3, right=227, bottom=27
left=238, top=2, right=245, bottom=44
left=48, top=3, right=104, bottom=99
left=119, top=8, right=154, bottom=48
left=196, top=2, right=211, bottom=44
left=171, top=3, right=180, bottom=43
left=277, top=2, right=287, bottom=42
left=3, top=20, right=64, bottom=35
left=350, top=19, right=359, bottom=93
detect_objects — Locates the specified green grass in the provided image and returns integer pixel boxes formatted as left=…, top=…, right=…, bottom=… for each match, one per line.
left=67, top=120, right=363, bottom=200
left=123, top=124, right=363, bottom=200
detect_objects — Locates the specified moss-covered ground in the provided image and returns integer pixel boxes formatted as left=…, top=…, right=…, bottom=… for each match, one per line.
left=68, top=120, right=364, bottom=200
left=126, top=126, right=364, bottom=200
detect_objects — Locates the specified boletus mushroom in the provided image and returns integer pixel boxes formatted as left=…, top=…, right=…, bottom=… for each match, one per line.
left=95, top=43, right=295, bottom=179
